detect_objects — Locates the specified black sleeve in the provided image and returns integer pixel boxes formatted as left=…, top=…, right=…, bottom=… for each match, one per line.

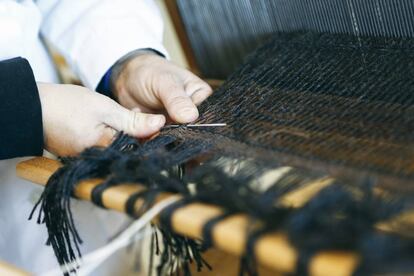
left=0, top=57, right=44, bottom=160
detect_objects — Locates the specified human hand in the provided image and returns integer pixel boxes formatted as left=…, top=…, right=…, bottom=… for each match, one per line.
left=37, top=83, right=165, bottom=156
left=112, top=52, right=212, bottom=123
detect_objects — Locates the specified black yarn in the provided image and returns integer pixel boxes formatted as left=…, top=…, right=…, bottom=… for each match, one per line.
left=90, top=181, right=108, bottom=208
left=240, top=229, right=266, bottom=276
left=355, top=234, right=414, bottom=275
left=148, top=224, right=158, bottom=276
left=159, top=199, right=191, bottom=234
left=200, top=212, right=233, bottom=251
left=156, top=199, right=212, bottom=274
left=125, top=190, right=149, bottom=217
left=156, top=226, right=210, bottom=276
left=30, top=31, right=414, bottom=276
left=29, top=135, right=139, bottom=273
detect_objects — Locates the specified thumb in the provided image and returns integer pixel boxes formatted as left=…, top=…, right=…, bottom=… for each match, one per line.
left=104, top=102, right=166, bottom=138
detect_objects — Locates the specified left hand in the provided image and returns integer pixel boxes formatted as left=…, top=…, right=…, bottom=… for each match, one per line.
left=112, top=53, right=213, bottom=124
left=37, top=83, right=166, bottom=156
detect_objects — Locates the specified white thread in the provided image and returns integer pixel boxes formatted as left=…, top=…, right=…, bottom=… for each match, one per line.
left=41, top=196, right=180, bottom=276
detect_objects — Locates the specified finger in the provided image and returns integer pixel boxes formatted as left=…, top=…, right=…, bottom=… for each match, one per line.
left=158, top=76, right=199, bottom=123
left=117, top=87, right=141, bottom=109
left=185, top=78, right=213, bottom=106
left=119, top=89, right=152, bottom=113
left=185, top=78, right=212, bottom=96
left=131, top=104, right=154, bottom=114
left=191, top=87, right=213, bottom=106
left=96, top=126, right=117, bottom=147
left=104, top=102, right=166, bottom=138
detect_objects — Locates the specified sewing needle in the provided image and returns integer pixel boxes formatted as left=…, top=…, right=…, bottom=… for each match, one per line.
left=162, top=123, right=227, bottom=129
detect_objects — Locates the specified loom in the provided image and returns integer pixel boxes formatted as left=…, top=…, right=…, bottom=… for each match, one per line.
left=15, top=1, right=414, bottom=275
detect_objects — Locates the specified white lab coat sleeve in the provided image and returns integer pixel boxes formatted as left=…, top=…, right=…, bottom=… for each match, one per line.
left=35, top=0, right=168, bottom=89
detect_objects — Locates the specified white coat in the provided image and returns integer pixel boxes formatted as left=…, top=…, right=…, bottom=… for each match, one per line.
left=0, top=0, right=167, bottom=274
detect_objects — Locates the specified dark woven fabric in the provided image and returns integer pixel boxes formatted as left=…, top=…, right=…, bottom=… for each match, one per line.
left=196, top=32, right=414, bottom=189
left=31, top=32, right=414, bottom=275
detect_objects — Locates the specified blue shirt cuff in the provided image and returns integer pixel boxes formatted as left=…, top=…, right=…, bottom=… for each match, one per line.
left=96, top=67, right=114, bottom=99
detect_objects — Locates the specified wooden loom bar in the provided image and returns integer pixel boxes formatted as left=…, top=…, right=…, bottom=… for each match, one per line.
left=0, top=261, right=30, bottom=276
left=164, top=0, right=201, bottom=76
left=16, top=157, right=359, bottom=276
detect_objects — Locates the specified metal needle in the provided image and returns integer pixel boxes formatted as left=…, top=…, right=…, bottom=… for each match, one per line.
left=162, top=123, right=227, bottom=129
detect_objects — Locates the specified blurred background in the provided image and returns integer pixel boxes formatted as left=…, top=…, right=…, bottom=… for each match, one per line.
left=55, top=0, right=188, bottom=85
left=155, top=0, right=188, bottom=68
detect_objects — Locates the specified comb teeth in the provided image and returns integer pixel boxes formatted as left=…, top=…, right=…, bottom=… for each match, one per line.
left=177, top=0, right=414, bottom=79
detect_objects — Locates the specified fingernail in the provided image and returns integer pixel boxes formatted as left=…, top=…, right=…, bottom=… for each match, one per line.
left=148, top=115, right=164, bottom=128
left=180, top=108, right=199, bottom=121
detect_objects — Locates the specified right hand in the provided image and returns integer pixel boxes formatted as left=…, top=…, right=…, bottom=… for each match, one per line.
left=112, top=53, right=212, bottom=123
left=37, top=83, right=166, bottom=156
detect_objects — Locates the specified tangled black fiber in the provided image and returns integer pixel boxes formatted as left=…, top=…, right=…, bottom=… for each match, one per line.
left=31, top=31, right=414, bottom=275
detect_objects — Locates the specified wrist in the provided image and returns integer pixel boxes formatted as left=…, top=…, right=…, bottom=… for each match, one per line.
left=36, top=82, right=51, bottom=152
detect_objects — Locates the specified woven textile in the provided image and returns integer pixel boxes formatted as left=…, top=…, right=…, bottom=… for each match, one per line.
left=32, top=32, right=414, bottom=275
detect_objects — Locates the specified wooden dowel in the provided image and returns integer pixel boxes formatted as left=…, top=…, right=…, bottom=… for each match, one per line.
left=16, top=157, right=359, bottom=276
left=0, top=261, right=30, bottom=276
left=164, top=0, right=201, bottom=75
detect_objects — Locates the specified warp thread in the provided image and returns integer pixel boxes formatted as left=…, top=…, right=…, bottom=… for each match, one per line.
left=177, top=0, right=414, bottom=79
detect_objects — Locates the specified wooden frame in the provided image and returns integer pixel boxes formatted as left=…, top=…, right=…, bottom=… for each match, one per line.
left=16, top=157, right=359, bottom=276
left=164, top=0, right=201, bottom=76
left=0, top=261, right=29, bottom=276
left=164, top=0, right=225, bottom=90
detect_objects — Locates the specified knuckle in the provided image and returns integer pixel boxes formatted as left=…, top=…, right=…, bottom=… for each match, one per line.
left=160, top=73, right=179, bottom=85
left=170, top=95, right=192, bottom=107
left=130, top=111, right=145, bottom=131
left=159, top=74, right=184, bottom=94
